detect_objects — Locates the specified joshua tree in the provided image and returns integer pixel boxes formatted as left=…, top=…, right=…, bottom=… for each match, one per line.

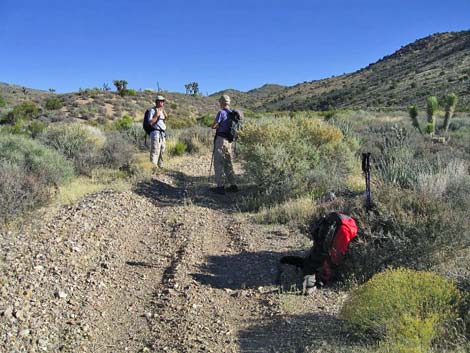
left=191, top=82, right=199, bottom=96
left=113, top=80, right=128, bottom=96
left=425, top=96, right=438, bottom=134
left=442, top=93, right=458, bottom=133
left=184, top=82, right=200, bottom=96
left=408, top=104, right=422, bottom=134
left=102, top=83, right=110, bottom=91
left=48, top=88, right=56, bottom=93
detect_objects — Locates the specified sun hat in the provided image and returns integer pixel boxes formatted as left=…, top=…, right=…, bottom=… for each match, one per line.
left=219, top=94, right=230, bottom=105
left=155, top=95, right=166, bottom=102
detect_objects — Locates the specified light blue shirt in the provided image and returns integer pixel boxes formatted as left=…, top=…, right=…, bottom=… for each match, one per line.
left=149, top=108, right=166, bottom=138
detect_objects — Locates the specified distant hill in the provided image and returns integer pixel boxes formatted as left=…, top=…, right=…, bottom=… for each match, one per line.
left=257, top=31, right=470, bottom=111
left=0, top=83, right=219, bottom=123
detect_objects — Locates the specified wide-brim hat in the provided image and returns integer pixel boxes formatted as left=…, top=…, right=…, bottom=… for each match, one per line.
left=155, top=95, right=166, bottom=102
left=219, top=94, right=230, bottom=104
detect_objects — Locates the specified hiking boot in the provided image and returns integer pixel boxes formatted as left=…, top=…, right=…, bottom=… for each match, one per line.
left=210, top=186, right=226, bottom=195
left=226, top=184, right=239, bottom=192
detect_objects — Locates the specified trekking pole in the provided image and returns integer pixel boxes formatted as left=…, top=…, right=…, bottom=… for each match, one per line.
left=208, top=135, right=216, bottom=182
left=361, top=152, right=371, bottom=209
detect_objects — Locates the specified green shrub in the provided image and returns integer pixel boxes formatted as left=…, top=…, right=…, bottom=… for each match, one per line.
left=0, top=94, right=5, bottom=107
left=114, top=115, right=134, bottom=130
left=239, top=117, right=357, bottom=207
left=168, top=140, right=187, bottom=156
left=4, top=102, right=40, bottom=124
left=425, top=122, right=435, bottom=134
left=38, top=124, right=101, bottom=175
left=0, top=133, right=74, bottom=186
left=27, top=120, right=47, bottom=138
left=44, top=97, right=63, bottom=110
left=340, top=268, right=463, bottom=351
left=125, top=88, right=137, bottom=96
left=197, top=114, right=214, bottom=127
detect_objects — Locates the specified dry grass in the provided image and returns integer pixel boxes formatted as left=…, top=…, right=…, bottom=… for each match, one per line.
left=56, top=169, right=131, bottom=206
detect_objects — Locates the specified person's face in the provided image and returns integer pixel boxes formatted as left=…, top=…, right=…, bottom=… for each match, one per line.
left=156, top=100, right=164, bottom=108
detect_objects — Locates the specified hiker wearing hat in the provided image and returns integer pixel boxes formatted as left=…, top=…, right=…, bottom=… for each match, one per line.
left=210, top=94, right=238, bottom=195
left=148, top=95, right=168, bottom=169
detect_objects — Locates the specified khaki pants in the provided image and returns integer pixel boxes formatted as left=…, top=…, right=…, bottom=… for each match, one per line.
left=214, top=136, right=235, bottom=187
left=150, top=132, right=165, bottom=168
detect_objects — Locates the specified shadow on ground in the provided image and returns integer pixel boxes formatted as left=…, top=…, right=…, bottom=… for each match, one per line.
left=191, top=250, right=303, bottom=290
left=238, top=312, right=362, bottom=353
left=133, top=170, right=257, bottom=211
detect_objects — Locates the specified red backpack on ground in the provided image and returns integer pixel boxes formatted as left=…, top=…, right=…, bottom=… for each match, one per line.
left=314, top=212, right=358, bottom=282
left=280, top=212, right=358, bottom=285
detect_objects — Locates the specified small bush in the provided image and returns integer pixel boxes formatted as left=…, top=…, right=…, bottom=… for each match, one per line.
left=100, top=131, right=136, bottom=172
left=0, top=133, right=75, bottom=186
left=255, top=196, right=316, bottom=225
left=27, top=120, right=47, bottom=138
left=4, top=102, right=40, bottom=124
left=168, top=140, right=187, bottom=156
left=119, top=123, right=147, bottom=150
left=0, top=162, right=51, bottom=222
left=340, top=268, right=463, bottom=350
left=114, top=115, right=134, bottom=130
left=177, top=126, right=213, bottom=153
left=38, top=124, right=102, bottom=175
left=44, top=97, right=63, bottom=110
left=0, top=94, right=5, bottom=107
left=197, top=114, right=214, bottom=127
left=416, top=159, right=468, bottom=198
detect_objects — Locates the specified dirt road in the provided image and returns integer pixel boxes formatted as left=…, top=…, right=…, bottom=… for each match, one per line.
left=0, top=154, right=356, bottom=353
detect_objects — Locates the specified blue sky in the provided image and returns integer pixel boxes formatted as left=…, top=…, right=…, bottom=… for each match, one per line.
left=1, top=0, right=469, bottom=94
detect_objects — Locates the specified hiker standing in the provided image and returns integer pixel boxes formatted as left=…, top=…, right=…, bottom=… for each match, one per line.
left=148, top=95, right=167, bottom=169
left=210, top=95, right=238, bottom=195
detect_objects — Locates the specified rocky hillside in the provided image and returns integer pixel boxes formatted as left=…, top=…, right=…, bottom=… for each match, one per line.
left=0, top=83, right=218, bottom=124
left=261, top=31, right=470, bottom=111
left=215, top=31, right=470, bottom=111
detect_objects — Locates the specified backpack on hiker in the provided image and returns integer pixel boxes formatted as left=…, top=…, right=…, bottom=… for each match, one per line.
left=143, top=108, right=157, bottom=135
left=225, top=109, right=243, bottom=143
left=280, top=212, right=358, bottom=285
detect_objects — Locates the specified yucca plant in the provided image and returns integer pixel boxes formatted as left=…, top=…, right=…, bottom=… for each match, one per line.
left=426, top=96, right=438, bottom=134
left=408, top=105, right=422, bottom=134
left=442, top=93, right=458, bottom=133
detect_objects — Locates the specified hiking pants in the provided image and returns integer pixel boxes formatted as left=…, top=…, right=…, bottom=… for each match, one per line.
left=150, top=131, right=165, bottom=168
left=214, top=136, right=235, bottom=187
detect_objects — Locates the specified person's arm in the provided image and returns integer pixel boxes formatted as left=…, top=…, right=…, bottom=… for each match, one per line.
left=212, top=111, right=221, bottom=129
left=149, top=108, right=160, bottom=125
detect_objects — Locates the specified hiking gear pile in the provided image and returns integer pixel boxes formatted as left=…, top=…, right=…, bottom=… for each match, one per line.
left=280, top=212, right=358, bottom=285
